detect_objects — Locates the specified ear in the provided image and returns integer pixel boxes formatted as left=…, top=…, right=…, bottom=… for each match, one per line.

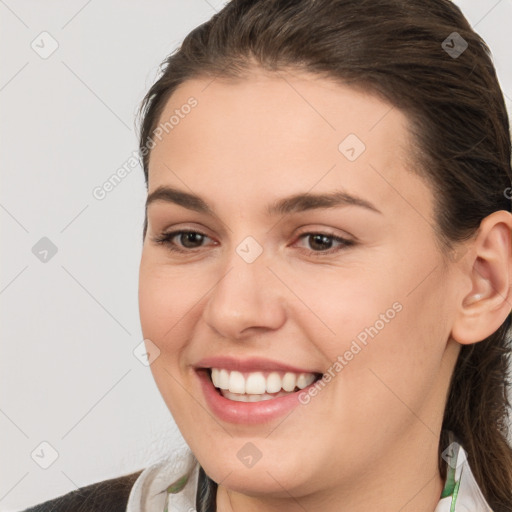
left=451, top=210, right=512, bottom=345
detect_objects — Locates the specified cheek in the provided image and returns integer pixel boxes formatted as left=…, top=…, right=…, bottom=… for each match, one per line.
left=138, top=259, right=205, bottom=344
left=305, top=251, right=451, bottom=415
left=333, top=269, right=452, bottom=432
left=286, top=262, right=401, bottom=358
left=138, top=262, right=202, bottom=419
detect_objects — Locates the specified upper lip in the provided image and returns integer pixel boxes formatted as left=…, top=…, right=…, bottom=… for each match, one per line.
left=194, top=356, right=320, bottom=374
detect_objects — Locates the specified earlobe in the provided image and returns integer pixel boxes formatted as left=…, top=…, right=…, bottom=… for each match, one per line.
left=451, top=211, right=512, bottom=345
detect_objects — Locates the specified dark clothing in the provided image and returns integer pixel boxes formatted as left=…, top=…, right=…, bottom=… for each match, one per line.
left=20, top=470, right=143, bottom=512
left=19, top=466, right=217, bottom=512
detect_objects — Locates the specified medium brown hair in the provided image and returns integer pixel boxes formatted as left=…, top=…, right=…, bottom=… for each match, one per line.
left=137, top=0, right=512, bottom=508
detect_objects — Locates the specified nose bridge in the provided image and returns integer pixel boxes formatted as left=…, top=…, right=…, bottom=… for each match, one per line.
left=202, top=235, right=286, bottom=338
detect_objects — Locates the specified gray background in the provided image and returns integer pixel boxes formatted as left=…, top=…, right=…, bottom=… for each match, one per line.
left=1, top=1, right=511, bottom=510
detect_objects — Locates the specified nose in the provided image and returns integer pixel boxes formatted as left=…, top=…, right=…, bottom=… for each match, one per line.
left=201, top=244, right=287, bottom=340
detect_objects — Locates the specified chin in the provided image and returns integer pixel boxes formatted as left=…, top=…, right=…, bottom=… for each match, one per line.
left=199, top=450, right=308, bottom=496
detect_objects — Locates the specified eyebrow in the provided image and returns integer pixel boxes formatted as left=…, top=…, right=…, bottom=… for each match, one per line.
left=145, top=185, right=382, bottom=216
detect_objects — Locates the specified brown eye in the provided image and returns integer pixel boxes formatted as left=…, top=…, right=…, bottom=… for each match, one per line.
left=152, top=230, right=213, bottom=253
left=177, top=231, right=206, bottom=249
left=307, top=234, right=336, bottom=251
left=294, top=232, right=354, bottom=256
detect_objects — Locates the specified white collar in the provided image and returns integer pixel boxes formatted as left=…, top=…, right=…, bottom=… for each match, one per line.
left=126, top=445, right=199, bottom=512
left=434, top=441, right=493, bottom=511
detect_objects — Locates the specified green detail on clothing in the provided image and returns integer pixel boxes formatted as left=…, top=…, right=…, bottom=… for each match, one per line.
left=439, top=438, right=463, bottom=509
left=441, top=462, right=456, bottom=498
left=167, top=474, right=189, bottom=493
left=450, top=478, right=462, bottom=512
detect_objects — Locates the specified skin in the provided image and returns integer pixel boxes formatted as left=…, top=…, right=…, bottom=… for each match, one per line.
left=138, top=67, right=512, bottom=511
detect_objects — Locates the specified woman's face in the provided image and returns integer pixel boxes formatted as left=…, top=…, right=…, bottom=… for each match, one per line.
left=138, top=69, right=460, bottom=502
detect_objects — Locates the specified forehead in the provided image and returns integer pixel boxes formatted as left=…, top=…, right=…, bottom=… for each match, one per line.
left=146, top=68, right=433, bottom=223
left=151, top=69, right=410, bottom=159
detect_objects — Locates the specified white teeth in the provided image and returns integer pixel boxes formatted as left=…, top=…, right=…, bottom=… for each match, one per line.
left=245, top=372, right=266, bottom=394
left=222, top=390, right=273, bottom=402
left=209, top=368, right=317, bottom=397
left=282, top=372, right=297, bottom=392
left=228, top=371, right=245, bottom=394
left=266, top=372, right=282, bottom=393
left=218, top=369, right=230, bottom=389
left=297, top=373, right=316, bottom=389
left=221, top=389, right=294, bottom=402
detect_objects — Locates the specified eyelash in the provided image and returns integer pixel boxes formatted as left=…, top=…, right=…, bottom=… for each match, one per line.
left=151, top=229, right=355, bottom=257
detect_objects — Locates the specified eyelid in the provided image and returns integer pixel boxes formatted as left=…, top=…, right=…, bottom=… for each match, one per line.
left=294, top=225, right=355, bottom=241
left=150, top=221, right=214, bottom=240
left=151, top=226, right=355, bottom=257
left=151, top=228, right=215, bottom=249
left=292, top=231, right=354, bottom=256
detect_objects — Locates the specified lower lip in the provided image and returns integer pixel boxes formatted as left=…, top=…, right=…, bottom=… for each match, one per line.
left=196, top=370, right=317, bottom=425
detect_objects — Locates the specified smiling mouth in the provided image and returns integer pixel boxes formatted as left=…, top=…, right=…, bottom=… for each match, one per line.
left=205, top=367, right=323, bottom=402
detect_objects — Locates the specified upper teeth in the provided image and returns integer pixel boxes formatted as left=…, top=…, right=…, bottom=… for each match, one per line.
left=210, top=368, right=316, bottom=395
